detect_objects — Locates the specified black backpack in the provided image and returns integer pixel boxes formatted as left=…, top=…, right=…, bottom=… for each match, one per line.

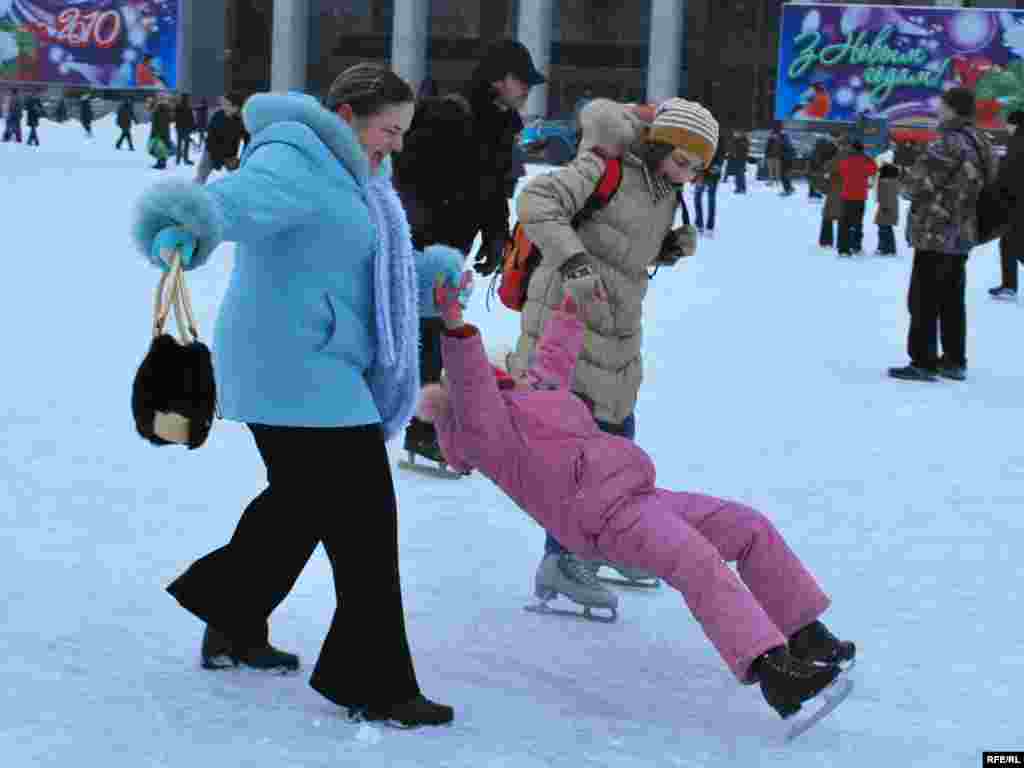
left=961, top=130, right=1014, bottom=246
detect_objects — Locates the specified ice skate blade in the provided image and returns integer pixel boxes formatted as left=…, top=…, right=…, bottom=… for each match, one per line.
left=593, top=577, right=663, bottom=589
left=783, top=673, right=853, bottom=742
left=524, top=601, right=617, bottom=623
left=397, top=460, right=467, bottom=479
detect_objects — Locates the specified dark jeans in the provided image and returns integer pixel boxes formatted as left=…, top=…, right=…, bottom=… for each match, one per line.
left=545, top=411, right=637, bottom=556
left=166, top=423, right=421, bottom=711
left=877, top=225, right=896, bottom=255
left=27, top=126, right=39, bottom=146
left=176, top=130, right=192, bottom=164
left=694, top=180, right=718, bottom=231
left=820, top=217, right=835, bottom=248
left=838, top=200, right=866, bottom=254
left=116, top=128, right=134, bottom=150
left=780, top=163, right=794, bottom=195
left=406, top=316, right=445, bottom=445
left=1000, top=234, right=1022, bottom=292
left=2, top=121, right=21, bottom=142
left=907, top=250, right=968, bottom=369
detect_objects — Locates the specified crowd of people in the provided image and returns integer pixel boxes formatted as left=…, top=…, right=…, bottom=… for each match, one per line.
left=7, top=34, right=1017, bottom=735
left=2, top=88, right=249, bottom=183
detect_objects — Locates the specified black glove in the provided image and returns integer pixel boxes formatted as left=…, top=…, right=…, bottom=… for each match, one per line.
left=474, top=237, right=506, bottom=277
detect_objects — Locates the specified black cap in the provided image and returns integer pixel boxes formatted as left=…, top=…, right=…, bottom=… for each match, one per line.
left=942, top=87, right=976, bottom=119
left=477, top=40, right=545, bottom=86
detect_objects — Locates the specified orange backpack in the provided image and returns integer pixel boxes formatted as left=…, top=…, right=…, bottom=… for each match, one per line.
left=498, top=155, right=623, bottom=312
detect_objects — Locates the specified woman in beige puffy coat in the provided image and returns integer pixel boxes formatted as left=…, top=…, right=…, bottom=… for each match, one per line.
left=513, top=97, right=719, bottom=611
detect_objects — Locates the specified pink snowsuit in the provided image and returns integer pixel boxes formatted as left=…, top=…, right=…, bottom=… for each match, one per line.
left=428, top=308, right=832, bottom=682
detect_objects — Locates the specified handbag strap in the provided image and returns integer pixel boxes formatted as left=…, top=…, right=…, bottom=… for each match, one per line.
left=152, top=249, right=200, bottom=343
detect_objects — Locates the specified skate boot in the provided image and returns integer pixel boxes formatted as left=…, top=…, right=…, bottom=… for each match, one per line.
left=526, top=552, right=618, bottom=622
left=399, top=432, right=466, bottom=479
left=351, top=694, right=454, bottom=728
left=753, top=646, right=841, bottom=719
left=788, top=620, right=856, bottom=669
left=584, top=558, right=661, bottom=588
left=201, top=625, right=300, bottom=673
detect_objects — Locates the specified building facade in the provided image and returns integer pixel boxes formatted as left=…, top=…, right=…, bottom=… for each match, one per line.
left=223, top=0, right=1022, bottom=131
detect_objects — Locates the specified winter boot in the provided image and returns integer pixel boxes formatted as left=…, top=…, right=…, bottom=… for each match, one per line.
left=201, top=625, right=300, bottom=672
left=753, top=646, right=841, bottom=719
left=989, top=286, right=1017, bottom=301
left=531, top=552, right=618, bottom=621
left=353, top=694, right=454, bottom=728
left=788, top=620, right=856, bottom=668
left=888, top=364, right=938, bottom=382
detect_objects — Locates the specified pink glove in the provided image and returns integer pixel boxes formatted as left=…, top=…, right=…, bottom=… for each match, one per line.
left=434, top=270, right=474, bottom=327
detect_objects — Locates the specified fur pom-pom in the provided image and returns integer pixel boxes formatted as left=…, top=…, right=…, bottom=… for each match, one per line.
left=416, top=383, right=449, bottom=424
left=132, top=179, right=225, bottom=270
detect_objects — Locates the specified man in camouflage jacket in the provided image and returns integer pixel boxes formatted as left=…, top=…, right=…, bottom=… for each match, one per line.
left=890, top=88, right=995, bottom=382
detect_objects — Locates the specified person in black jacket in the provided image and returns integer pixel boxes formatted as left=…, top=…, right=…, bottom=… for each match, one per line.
left=2, top=88, right=22, bottom=143
left=194, top=98, right=209, bottom=147
left=174, top=93, right=196, bottom=165
left=693, top=144, right=724, bottom=236
left=80, top=94, right=93, bottom=137
left=195, top=92, right=250, bottom=184
left=116, top=97, right=135, bottom=150
left=726, top=130, right=750, bottom=194
left=24, top=92, right=43, bottom=147
left=391, top=40, right=544, bottom=466
left=148, top=94, right=173, bottom=169
left=989, top=111, right=1024, bottom=300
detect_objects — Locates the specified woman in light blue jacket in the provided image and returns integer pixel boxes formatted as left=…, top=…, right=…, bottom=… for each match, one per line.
left=132, top=64, right=462, bottom=727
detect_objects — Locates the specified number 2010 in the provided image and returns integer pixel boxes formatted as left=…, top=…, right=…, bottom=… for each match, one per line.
left=56, top=9, right=123, bottom=49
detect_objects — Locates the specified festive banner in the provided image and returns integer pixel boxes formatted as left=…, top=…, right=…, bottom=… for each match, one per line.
left=0, top=0, right=179, bottom=89
left=776, top=4, right=1024, bottom=133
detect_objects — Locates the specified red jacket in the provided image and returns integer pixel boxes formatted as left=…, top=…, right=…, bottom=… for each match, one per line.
left=838, top=154, right=878, bottom=201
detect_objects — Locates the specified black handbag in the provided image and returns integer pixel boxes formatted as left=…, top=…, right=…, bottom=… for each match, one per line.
left=131, top=249, right=217, bottom=449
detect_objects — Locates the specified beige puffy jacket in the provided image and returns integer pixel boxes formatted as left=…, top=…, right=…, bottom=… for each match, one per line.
left=513, top=100, right=680, bottom=425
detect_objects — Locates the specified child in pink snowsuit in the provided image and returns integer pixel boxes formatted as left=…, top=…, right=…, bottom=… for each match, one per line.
left=418, top=273, right=856, bottom=719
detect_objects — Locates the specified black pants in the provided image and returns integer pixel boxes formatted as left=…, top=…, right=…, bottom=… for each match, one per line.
left=820, top=217, right=835, bottom=247
left=116, top=128, right=134, bottom=150
left=27, top=126, right=39, bottom=146
left=907, top=250, right=968, bottom=369
left=166, top=423, right=421, bottom=710
left=176, top=130, right=192, bottom=164
left=838, top=201, right=866, bottom=254
left=406, top=317, right=445, bottom=445
left=780, top=163, right=794, bottom=195
left=1000, top=234, right=1023, bottom=292
left=877, top=225, right=896, bottom=255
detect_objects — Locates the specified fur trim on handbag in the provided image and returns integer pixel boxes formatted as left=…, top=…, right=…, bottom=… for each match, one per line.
left=131, top=178, right=225, bottom=270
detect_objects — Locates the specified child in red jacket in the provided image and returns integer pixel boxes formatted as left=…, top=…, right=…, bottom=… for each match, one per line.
left=836, top=141, right=878, bottom=256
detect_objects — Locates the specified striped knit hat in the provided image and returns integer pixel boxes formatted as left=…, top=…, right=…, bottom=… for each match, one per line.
left=642, top=98, right=719, bottom=167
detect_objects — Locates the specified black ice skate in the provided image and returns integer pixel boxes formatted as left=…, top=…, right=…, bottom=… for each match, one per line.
left=788, top=620, right=856, bottom=670
left=200, top=625, right=300, bottom=674
left=398, top=434, right=467, bottom=479
left=349, top=694, right=454, bottom=728
left=753, top=646, right=852, bottom=740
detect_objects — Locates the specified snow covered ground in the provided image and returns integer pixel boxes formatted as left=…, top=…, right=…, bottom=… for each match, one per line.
left=3, top=115, right=1023, bottom=767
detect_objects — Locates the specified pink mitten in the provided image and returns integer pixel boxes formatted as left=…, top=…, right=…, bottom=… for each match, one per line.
left=434, top=270, right=474, bottom=327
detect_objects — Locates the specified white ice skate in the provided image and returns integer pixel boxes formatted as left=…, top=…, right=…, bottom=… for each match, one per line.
left=783, top=668, right=854, bottom=742
left=585, top=558, right=661, bottom=588
left=525, top=553, right=618, bottom=622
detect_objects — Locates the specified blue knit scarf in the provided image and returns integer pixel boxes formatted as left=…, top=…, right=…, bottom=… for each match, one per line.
left=364, top=174, right=420, bottom=442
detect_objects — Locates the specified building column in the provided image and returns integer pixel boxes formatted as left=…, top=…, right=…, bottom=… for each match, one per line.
left=271, top=0, right=309, bottom=93
left=518, top=0, right=555, bottom=119
left=647, top=0, right=684, bottom=105
left=391, top=0, right=430, bottom=95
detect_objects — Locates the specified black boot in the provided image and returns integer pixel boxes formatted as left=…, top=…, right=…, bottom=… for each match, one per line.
left=354, top=694, right=454, bottom=727
left=753, top=646, right=841, bottom=719
left=201, top=625, right=300, bottom=672
left=789, top=620, right=856, bottom=667
left=403, top=429, right=445, bottom=464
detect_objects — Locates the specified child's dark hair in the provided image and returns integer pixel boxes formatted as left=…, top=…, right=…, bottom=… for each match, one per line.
left=324, top=63, right=414, bottom=118
left=880, top=163, right=900, bottom=179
